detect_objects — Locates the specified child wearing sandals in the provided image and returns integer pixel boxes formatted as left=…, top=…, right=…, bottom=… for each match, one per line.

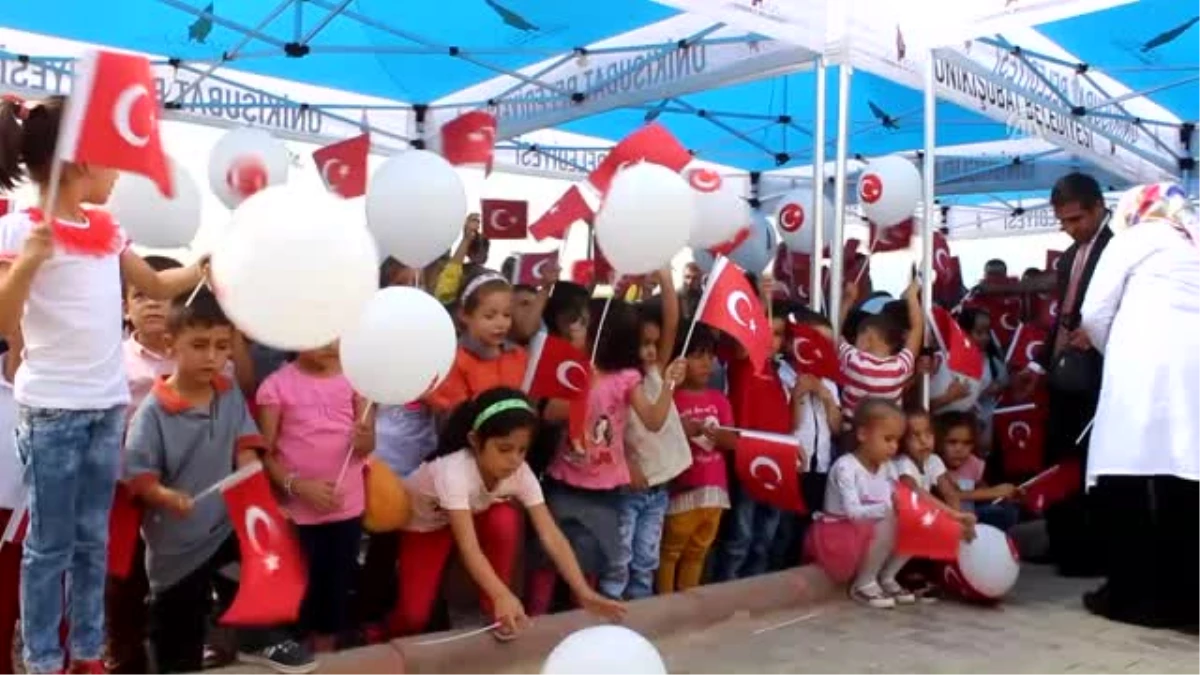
left=807, top=398, right=913, bottom=609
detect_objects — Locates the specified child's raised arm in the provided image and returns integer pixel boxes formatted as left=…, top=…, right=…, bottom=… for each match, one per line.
left=119, top=250, right=205, bottom=301
left=656, top=267, right=680, bottom=371
left=630, top=358, right=686, bottom=431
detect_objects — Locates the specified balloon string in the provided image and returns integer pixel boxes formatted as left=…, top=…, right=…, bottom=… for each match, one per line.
left=590, top=295, right=614, bottom=366
left=851, top=236, right=878, bottom=288
left=336, top=401, right=374, bottom=490
left=412, top=622, right=502, bottom=646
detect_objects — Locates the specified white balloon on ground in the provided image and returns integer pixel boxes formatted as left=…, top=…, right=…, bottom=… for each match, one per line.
left=595, top=163, right=694, bottom=275
left=210, top=186, right=378, bottom=351
left=110, top=157, right=201, bottom=248
left=953, top=523, right=1021, bottom=600
left=775, top=187, right=834, bottom=255
left=542, top=625, right=667, bottom=674
left=340, top=287, right=457, bottom=405
left=857, top=155, right=922, bottom=228
left=208, top=127, right=289, bottom=210
left=366, top=150, right=467, bottom=269
left=684, top=165, right=749, bottom=249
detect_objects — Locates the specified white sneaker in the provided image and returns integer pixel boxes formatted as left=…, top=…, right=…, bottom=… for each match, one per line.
left=880, top=579, right=917, bottom=605
left=851, top=582, right=896, bottom=609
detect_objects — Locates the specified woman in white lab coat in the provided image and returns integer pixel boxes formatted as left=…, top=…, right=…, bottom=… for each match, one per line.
left=1079, top=183, right=1199, bottom=633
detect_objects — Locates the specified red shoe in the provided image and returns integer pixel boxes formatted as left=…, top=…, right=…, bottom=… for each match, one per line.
left=68, top=660, right=107, bottom=674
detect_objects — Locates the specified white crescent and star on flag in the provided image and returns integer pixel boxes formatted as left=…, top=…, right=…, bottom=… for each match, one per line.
left=555, top=361, right=587, bottom=392
left=1008, top=421, right=1032, bottom=448
left=112, top=84, right=151, bottom=148
left=245, top=506, right=281, bottom=573
left=749, top=456, right=783, bottom=491
left=489, top=208, right=513, bottom=232
left=726, top=290, right=756, bottom=333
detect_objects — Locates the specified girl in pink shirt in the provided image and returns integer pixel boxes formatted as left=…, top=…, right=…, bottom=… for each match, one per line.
left=392, top=388, right=624, bottom=639
left=530, top=300, right=683, bottom=611
left=256, top=343, right=374, bottom=652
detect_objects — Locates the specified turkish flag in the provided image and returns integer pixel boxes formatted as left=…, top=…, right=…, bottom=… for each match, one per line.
left=312, top=132, right=369, bottom=199
left=994, top=403, right=1047, bottom=477
left=1031, top=292, right=1058, bottom=331
left=107, top=481, right=143, bottom=579
left=772, top=249, right=811, bottom=303
left=587, top=123, right=691, bottom=195
left=1045, top=249, right=1064, bottom=273
left=509, top=250, right=557, bottom=287
left=1004, top=322, right=1048, bottom=372
left=695, top=256, right=774, bottom=372
left=220, top=463, right=306, bottom=626
left=893, top=482, right=962, bottom=562
left=58, top=50, right=172, bottom=197
left=821, top=241, right=870, bottom=302
left=530, top=186, right=594, bottom=241
left=788, top=319, right=840, bottom=383
left=1, top=501, right=27, bottom=547
left=964, top=292, right=1022, bottom=352
left=734, top=431, right=806, bottom=513
left=931, top=232, right=957, bottom=287
left=571, top=260, right=596, bottom=286
left=524, top=333, right=591, bottom=402
left=440, top=110, right=496, bottom=174
left=868, top=219, right=914, bottom=253
left=930, top=306, right=984, bottom=380
left=481, top=199, right=529, bottom=240
left=1020, top=459, right=1081, bottom=515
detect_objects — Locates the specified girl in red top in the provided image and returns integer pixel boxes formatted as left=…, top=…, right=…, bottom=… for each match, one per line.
left=427, top=272, right=528, bottom=415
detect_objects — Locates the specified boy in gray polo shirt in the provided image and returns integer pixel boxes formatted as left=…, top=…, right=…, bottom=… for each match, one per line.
left=124, top=290, right=315, bottom=675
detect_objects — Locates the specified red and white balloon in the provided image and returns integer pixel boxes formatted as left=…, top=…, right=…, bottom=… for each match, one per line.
left=941, top=524, right=1021, bottom=603
left=685, top=166, right=748, bottom=249
left=208, top=128, right=289, bottom=210
left=858, top=155, right=922, bottom=228
left=775, top=187, right=834, bottom=255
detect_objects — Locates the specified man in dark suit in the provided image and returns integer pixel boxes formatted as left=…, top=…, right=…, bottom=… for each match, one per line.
left=1012, top=172, right=1112, bottom=576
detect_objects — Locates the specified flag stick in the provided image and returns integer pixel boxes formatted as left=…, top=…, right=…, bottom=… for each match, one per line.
left=991, top=463, right=1062, bottom=504
left=184, top=274, right=209, bottom=306
left=851, top=236, right=878, bottom=287
left=1, top=491, right=28, bottom=544
left=1074, top=416, right=1094, bottom=446
left=193, top=461, right=263, bottom=505
left=678, top=255, right=724, bottom=360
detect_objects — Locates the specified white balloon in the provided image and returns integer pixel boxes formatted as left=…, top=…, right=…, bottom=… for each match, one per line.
left=542, top=625, right=666, bottom=674
left=366, top=150, right=467, bottom=269
left=340, top=287, right=457, bottom=405
left=208, top=128, right=289, bottom=210
left=956, top=524, right=1021, bottom=599
left=857, top=155, right=922, bottom=228
left=210, top=186, right=378, bottom=351
left=685, top=166, right=749, bottom=249
left=690, top=210, right=776, bottom=276
left=775, top=187, right=834, bottom=255
left=595, top=163, right=694, bottom=275
left=109, top=156, right=201, bottom=248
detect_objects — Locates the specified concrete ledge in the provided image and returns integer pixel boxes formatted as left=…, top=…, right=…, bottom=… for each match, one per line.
left=211, top=565, right=837, bottom=674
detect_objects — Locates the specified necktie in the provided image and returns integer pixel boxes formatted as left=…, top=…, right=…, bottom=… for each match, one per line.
left=1053, top=241, right=1092, bottom=357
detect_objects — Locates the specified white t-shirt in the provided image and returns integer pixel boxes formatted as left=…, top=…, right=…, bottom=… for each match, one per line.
left=890, top=454, right=948, bottom=492
left=625, top=369, right=691, bottom=486
left=822, top=453, right=893, bottom=520
left=0, top=212, right=129, bottom=409
left=929, top=357, right=983, bottom=415
left=403, top=449, right=544, bottom=532
left=793, top=377, right=840, bottom=474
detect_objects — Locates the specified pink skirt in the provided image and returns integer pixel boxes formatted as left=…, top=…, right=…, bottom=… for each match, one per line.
left=803, top=516, right=876, bottom=583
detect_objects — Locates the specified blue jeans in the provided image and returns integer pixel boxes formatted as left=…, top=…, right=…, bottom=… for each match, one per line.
left=599, top=486, right=668, bottom=600
left=16, top=406, right=123, bottom=673
left=718, top=492, right=783, bottom=582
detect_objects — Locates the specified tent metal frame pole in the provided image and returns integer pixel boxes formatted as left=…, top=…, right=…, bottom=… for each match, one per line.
left=921, top=49, right=937, bottom=409
left=829, top=64, right=852, bottom=335
left=170, top=0, right=296, bottom=104
left=809, top=57, right=827, bottom=312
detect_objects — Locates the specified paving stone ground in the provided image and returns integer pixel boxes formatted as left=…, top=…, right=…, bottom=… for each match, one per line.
left=512, top=564, right=1199, bottom=674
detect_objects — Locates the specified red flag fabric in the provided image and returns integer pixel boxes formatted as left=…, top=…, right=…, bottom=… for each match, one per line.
left=773, top=249, right=812, bottom=304
left=312, top=132, right=369, bottom=198
left=58, top=50, right=172, bottom=196
left=893, top=482, right=962, bottom=562
left=868, top=219, right=914, bottom=253
left=788, top=318, right=840, bottom=383
left=1031, top=292, right=1059, bottom=331
left=509, top=251, right=558, bottom=287
left=734, top=431, right=806, bottom=512
left=107, top=481, right=143, bottom=579
left=930, top=306, right=984, bottom=379
left=592, top=242, right=615, bottom=286
left=1020, top=459, right=1081, bottom=515
left=481, top=198, right=529, bottom=240
left=694, top=256, right=774, bottom=372
left=994, top=403, right=1047, bottom=477
left=524, top=334, right=591, bottom=402
left=1004, top=322, right=1048, bottom=372
left=587, top=123, right=691, bottom=195
left=708, top=226, right=750, bottom=257
left=1045, top=249, right=1064, bottom=273
left=963, top=291, right=1022, bottom=352
left=220, top=464, right=306, bottom=626
left=440, top=111, right=496, bottom=174
left=571, top=259, right=596, bottom=286
left=530, top=186, right=594, bottom=241
left=0, top=198, right=9, bottom=217
left=931, top=232, right=957, bottom=287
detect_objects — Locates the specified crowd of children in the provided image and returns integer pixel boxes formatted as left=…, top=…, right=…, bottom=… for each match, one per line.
left=0, top=93, right=1039, bottom=675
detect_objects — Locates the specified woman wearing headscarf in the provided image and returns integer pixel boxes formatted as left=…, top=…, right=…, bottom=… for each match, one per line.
left=1079, top=183, right=1199, bottom=633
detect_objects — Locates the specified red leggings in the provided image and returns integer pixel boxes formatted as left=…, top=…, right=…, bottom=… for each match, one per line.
left=388, top=504, right=519, bottom=636
left=0, top=509, right=20, bottom=675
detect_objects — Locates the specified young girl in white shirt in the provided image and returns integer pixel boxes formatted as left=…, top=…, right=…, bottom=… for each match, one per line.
left=810, top=398, right=912, bottom=609
left=391, top=387, right=624, bottom=639
left=0, top=95, right=205, bottom=674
